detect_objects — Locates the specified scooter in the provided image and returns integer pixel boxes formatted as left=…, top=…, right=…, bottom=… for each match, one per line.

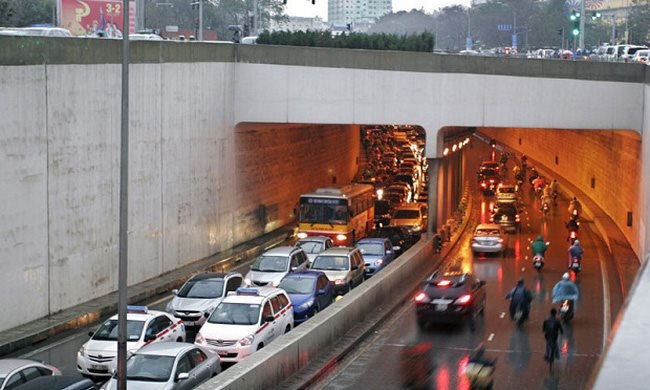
left=532, top=254, right=544, bottom=271
left=542, top=202, right=550, bottom=216
left=560, top=299, right=574, bottom=323
left=569, top=257, right=582, bottom=273
left=567, top=229, right=578, bottom=245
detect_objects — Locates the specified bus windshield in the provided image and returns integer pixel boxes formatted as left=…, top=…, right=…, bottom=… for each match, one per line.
left=300, top=201, right=349, bottom=225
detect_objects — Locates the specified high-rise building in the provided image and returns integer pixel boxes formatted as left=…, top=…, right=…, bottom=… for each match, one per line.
left=328, top=0, right=392, bottom=26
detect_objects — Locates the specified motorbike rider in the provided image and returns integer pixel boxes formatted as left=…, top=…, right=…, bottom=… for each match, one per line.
left=543, top=308, right=564, bottom=362
left=568, top=239, right=584, bottom=268
left=552, top=272, right=580, bottom=318
left=531, top=235, right=548, bottom=257
left=568, top=197, right=582, bottom=216
left=532, top=176, right=546, bottom=193
left=505, top=278, right=533, bottom=323
left=548, top=179, right=559, bottom=199
left=565, top=217, right=580, bottom=232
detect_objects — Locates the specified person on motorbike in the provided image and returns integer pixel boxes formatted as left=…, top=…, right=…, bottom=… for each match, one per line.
left=543, top=308, right=564, bottom=362
left=548, top=179, right=559, bottom=197
left=532, top=176, right=546, bottom=193
left=568, top=239, right=584, bottom=268
left=552, top=272, right=580, bottom=318
left=531, top=235, right=548, bottom=257
left=565, top=217, right=580, bottom=232
left=540, top=193, right=553, bottom=213
left=505, top=278, right=533, bottom=323
left=568, top=197, right=582, bottom=217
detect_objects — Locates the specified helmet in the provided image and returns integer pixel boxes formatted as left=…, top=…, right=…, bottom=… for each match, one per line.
left=562, top=272, right=570, bottom=280
left=573, top=240, right=580, bottom=245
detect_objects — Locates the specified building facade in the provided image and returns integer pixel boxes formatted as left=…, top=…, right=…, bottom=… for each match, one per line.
left=328, top=0, right=392, bottom=25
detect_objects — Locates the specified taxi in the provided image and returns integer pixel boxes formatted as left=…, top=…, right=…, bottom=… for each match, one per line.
left=76, top=306, right=185, bottom=378
left=194, top=287, right=293, bottom=363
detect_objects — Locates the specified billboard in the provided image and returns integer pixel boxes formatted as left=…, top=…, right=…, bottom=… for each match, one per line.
left=58, top=0, right=136, bottom=37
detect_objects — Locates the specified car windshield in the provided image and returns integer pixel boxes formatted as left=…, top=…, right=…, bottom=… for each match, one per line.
left=279, top=277, right=315, bottom=294
left=480, top=169, right=498, bottom=177
left=393, top=209, right=419, bottom=219
left=297, top=241, right=325, bottom=254
left=124, top=354, right=175, bottom=382
left=357, top=242, right=385, bottom=256
left=93, top=319, right=145, bottom=341
left=177, top=279, right=224, bottom=299
left=475, top=229, right=500, bottom=237
left=499, top=187, right=515, bottom=194
left=208, top=302, right=260, bottom=325
left=312, top=255, right=349, bottom=271
left=251, top=255, right=289, bottom=272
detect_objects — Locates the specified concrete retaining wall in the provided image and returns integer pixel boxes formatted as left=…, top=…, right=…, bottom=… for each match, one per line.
left=480, top=128, right=641, bottom=259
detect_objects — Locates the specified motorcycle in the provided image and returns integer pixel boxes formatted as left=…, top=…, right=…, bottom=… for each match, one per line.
left=560, top=299, right=574, bottom=323
left=570, top=257, right=582, bottom=273
left=542, top=201, right=550, bottom=216
left=532, top=254, right=544, bottom=271
left=567, top=229, right=578, bottom=245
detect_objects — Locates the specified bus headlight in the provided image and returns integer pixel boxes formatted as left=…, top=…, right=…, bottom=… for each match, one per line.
left=297, top=232, right=308, bottom=239
left=336, top=234, right=347, bottom=242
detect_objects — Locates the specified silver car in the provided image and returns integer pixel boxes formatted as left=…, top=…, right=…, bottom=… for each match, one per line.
left=101, top=342, right=220, bottom=390
left=470, top=223, right=508, bottom=255
left=244, top=246, right=309, bottom=287
left=166, top=272, right=243, bottom=328
left=295, top=236, right=334, bottom=263
left=0, top=359, right=61, bottom=390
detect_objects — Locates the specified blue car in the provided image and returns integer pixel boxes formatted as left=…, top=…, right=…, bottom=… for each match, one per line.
left=278, top=270, right=334, bottom=325
left=356, top=237, right=396, bottom=278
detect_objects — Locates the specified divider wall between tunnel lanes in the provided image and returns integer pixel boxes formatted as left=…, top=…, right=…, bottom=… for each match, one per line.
left=196, top=186, right=473, bottom=389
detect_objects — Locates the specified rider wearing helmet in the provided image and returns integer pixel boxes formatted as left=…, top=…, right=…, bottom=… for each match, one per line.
left=505, top=278, right=533, bottom=323
left=531, top=235, right=548, bottom=257
left=552, top=272, right=580, bottom=319
left=568, top=239, right=584, bottom=268
left=568, top=197, right=582, bottom=216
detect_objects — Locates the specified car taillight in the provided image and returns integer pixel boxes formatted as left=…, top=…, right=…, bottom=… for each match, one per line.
left=515, top=215, right=520, bottom=222
left=570, top=231, right=576, bottom=238
left=414, top=292, right=428, bottom=302
left=455, top=294, right=472, bottom=305
left=436, top=280, right=452, bottom=287
left=481, top=182, right=487, bottom=188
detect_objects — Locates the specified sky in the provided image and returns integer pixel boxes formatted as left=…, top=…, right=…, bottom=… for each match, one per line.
left=285, top=0, right=471, bottom=20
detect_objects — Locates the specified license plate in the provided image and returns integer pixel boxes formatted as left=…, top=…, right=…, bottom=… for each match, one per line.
left=217, top=351, right=230, bottom=357
left=436, top=304, right=448, bottom=311
left=90, top=364, right=106, bottom=370
left=184, top=321, right=194, bottom=326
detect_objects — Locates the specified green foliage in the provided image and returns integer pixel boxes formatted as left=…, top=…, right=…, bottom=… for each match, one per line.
left=256, top=29, right=434, bottom=52
left=0, top=0, right=54, bottom=27
left=628, top=0, right=649, bottom=44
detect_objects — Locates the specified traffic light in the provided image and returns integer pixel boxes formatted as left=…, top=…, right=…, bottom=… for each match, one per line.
left=570, top=11, right=580, bottom=36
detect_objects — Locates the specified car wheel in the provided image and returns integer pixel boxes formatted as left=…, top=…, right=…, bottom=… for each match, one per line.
left=285, top=324, right=291, bottom=334
left=257, top=343, right=264, bottom=351
left=176, top=336, right=184, bottom=342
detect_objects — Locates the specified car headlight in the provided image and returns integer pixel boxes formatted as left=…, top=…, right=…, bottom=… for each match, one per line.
left=374, top=259, right=384, bottom=267
left=244, top=278, right=252, bottom=286
left=271, top=280, right=280, bottom=287
left=411, top=225, right=421, bottom=232
left=299, top=299, right=314, bottom=310
left=195, top=332, right=205, bottom=344
left=334, top=279, right=346, bottom=285
left=239, top=334, right=255, bottom=346
left=78, top=344, right=85, bottom=357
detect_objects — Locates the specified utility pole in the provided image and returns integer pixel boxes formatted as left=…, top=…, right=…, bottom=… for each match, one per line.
left=136, top=0, right=144, bottom=32
left=579, top=0, right=585, bottom=49
left=199, top=0, right=203, bottom=40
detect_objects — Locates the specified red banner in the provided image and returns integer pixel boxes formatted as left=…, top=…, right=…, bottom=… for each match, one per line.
left=59, top=0, right=136, bottom=37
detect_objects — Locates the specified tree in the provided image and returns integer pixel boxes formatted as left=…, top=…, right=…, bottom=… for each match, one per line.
left=0, top=0, right=54, bottom=27
left=627, top=0, right=650, bottom=44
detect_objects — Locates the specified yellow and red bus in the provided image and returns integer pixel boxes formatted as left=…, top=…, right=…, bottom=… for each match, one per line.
left=296, top=184, right=375, bottom=246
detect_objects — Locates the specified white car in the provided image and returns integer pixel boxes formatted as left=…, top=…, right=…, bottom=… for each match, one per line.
left=294, top=236, right=334, bottom=263
left=77, top=306, right=186, bottom=378
left=166, top=272, right=243, bottom=328
left=471, top=223, right=507, bottom=255
left=495, top=184, right=518, bottom=204
left=0, top=359, right=61, bottom=390
left=244, top=246, right=309, bottom=287
left=101, top=342, right=220, bottom=390
left=194, top=287, right=293, bottom=363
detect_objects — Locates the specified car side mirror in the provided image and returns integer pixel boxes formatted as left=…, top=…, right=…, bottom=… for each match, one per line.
left=204, top=312, right=210, bottom=318
left=88, top=331, right=94, bottom=337
left=291, top=266, right=297, bottom=272
left=176, top=372, right=189, bottom=382
left=171, top=289, right=178, bottom=295
left=264, top=315, right=274, bottom=323
left=144, top=334, right=156, bottom=342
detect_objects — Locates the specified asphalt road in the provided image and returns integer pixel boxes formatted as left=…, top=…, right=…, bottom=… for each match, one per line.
left=311, top=159, right=608, bottom=389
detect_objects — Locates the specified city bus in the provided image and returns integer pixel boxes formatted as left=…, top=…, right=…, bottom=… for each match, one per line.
left=296, top=184, right=375, bottom=246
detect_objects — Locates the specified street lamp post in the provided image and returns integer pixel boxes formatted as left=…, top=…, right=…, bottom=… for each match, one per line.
left=466, top=7, right=472, bottom=51
left=579, top=0, right=585, bottom=50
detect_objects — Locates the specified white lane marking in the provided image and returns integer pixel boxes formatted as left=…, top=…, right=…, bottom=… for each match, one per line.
left=488, top=333, right=495, bottom=341
left=500, top=312, right=506, bottom=319
left=598, top=243, right=611, bottom=351
left=150, top=295, right=174, bottom=306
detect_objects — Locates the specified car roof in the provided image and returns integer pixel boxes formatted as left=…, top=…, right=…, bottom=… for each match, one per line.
left=476, top=223, right=501, bottom=230
left=108, top=309, right=169, bottom=321
left=393, top=203, right=423, bottom=210
left=356, top=237, right=389, bottom=244
left=11, top=375, right=94, bottom=390
left=317, top=247, right=357, bottom=256
left=0, top=359, right=47, bottom=374
left=222, top=287, right=285, bottom=304
left=189, top=272, right=228, bottom=281
left=261, top=246, right=301, bottom=256
left=297, top=236, right=331, bottom=243
left=281, top=270, right=323, bottom=279
left=134, top=341, right=197, bottom=356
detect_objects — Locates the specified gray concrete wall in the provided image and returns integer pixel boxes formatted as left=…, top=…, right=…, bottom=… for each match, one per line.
left=0, top=36, right=647, bottom=332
